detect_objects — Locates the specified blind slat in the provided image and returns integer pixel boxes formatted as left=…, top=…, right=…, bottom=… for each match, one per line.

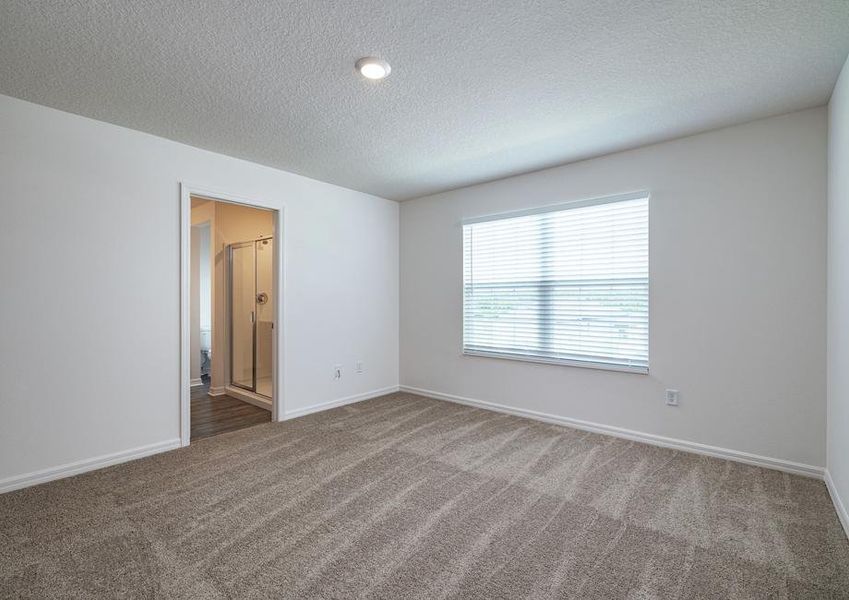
left=463, top=195, right=649, bottom=371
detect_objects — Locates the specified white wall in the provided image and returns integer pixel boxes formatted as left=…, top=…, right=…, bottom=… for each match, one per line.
left=827, top=54, right=849, bottom=531
left=401, top=107, right=827, bottom=468
left=0, top=94, right=399, bottom=486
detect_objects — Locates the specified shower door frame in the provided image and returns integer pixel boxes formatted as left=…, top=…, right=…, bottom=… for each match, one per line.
left=228, top=237, right=273, bottom=395
left=179, top=182, right=284, bottom=447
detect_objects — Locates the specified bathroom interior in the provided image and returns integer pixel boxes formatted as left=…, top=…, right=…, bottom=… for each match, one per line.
left=190, top=196, right=275, bottom=440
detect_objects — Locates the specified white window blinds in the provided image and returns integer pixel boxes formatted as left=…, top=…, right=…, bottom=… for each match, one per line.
left=462, top=193, right=649, bottom=373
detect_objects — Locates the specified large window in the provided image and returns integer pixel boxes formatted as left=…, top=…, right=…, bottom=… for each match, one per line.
left=462, top=192, right=649, bottom=373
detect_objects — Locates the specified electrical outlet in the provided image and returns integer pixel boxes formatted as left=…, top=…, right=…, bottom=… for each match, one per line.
left=355, top=361, right=364, bottom=374
left=665, top=389, right=680, bottom=406
left=333, top=365, right=342, bottom=380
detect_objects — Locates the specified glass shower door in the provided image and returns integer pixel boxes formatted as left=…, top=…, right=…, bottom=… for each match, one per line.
left=230, top=242, right=256, bottom=390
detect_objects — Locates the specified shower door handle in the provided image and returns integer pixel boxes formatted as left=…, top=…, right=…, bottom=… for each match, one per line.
left=250, top=311, right=255, bottom=324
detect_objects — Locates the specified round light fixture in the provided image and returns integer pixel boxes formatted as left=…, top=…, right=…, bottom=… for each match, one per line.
left=356, top=57, right=391, bottom=80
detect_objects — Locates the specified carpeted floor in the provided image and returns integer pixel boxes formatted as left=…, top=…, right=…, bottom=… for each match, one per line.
left=1, top=392, right=848, bottom=599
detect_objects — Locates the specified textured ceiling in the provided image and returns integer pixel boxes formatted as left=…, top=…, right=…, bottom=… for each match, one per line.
left=1, top=1, right=848, bottom=201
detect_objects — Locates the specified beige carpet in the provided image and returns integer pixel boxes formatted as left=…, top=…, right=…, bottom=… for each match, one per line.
left=2, top=392, right=848, bottom=599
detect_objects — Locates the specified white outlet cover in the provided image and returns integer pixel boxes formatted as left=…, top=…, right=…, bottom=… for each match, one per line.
left=665, top=389, right=680, bottom=406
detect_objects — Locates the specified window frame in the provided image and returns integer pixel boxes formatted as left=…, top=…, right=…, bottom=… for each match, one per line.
left=460, top=191, right=650, bottom=375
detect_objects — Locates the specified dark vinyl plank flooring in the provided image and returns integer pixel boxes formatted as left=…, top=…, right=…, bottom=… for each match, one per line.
left=191, top=383, right=270, bottom=441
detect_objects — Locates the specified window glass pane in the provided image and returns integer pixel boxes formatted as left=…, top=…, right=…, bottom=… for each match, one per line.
left=463, top=195, right=649, bottom=372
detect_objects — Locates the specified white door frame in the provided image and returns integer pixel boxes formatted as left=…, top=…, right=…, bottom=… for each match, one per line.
left=179, top=182, right=284, bottom=446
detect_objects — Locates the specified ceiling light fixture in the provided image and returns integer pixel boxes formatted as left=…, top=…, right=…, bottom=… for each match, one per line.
left=355, top=57, right=391, bottom=80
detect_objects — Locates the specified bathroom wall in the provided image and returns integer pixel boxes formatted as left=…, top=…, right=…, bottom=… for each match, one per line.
left=190, top=227, right=201, bottom=383
left=198, top=224, right=211, bottom=349
left=208, top=202, right=275, bottom=394
left=191, top=199, right=215, bottom=386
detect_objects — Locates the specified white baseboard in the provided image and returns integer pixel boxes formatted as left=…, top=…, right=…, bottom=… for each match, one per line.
left=207, top=386, right=227, bottom=397
left=225, top=385, right=272, bottom=411
left=190, top=378, right=203, bottom=387
left=0, top=438, right=181, bottom=495
left=284, top=385, right=400, bottom=420
left=825, top=470, right=849, bottom=539
left=399, top=385, right=824, bottom=480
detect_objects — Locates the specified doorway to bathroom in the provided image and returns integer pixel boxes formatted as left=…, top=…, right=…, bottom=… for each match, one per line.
left=180, top=185, right=282, bottom=445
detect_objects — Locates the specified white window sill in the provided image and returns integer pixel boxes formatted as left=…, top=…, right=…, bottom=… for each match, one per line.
left=462, top=349, right=649, bottom=375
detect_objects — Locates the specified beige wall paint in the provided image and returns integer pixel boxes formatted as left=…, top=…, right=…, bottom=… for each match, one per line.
left=190, top=199, right=215, bottom=387
left=207, top=201, right=274, bottom=392
left=190, top=227, right=201, bottom=382
left=190, top=198, right=275, bottom=392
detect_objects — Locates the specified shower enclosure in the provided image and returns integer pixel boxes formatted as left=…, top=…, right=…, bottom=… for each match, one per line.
left=229, top=237, right=273, bottom=398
